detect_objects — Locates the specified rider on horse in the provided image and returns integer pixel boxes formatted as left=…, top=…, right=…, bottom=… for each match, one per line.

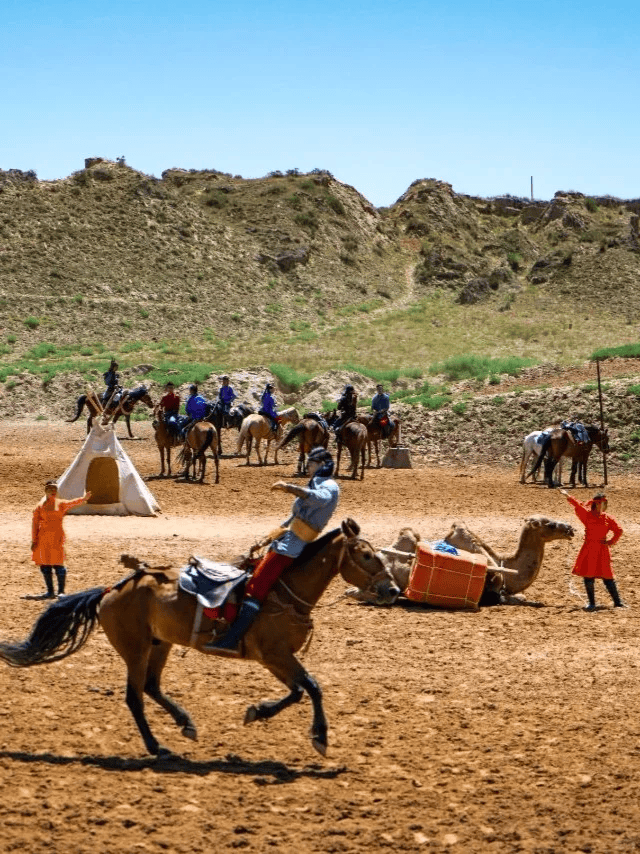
left=206, top=446, right=340, bottom=654
left=159, top=381, right=182, bottom=436
left=371, top=384, right=393, bottom=438
left=183, top=384, right=208, bottom=436
left=333, top=384, right=358, bottom=436
left=218, top=376, right=237, bottom=425
left=259, top=383, right=279, bottom=433
left=102, top=359, right=122, bottom=405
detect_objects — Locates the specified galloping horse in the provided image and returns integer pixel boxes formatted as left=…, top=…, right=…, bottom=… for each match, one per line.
left=68, top=385, right=154, bottom=438
left=236, top=407, right=300, bottom=466
left=207, top=402, right=254, bottom=456
left=277, top=416, right=330, bottom=475
left=529, top=424, right=609, bottom=488
left=180, top=422, right=220, bottom=484
left=327, top=411, right=367, bottom=480
left=152, top=409, right=184, bottom=477
left=356, top=414, right=401, bottom=468
left=0, top=519, right=400, bottom=757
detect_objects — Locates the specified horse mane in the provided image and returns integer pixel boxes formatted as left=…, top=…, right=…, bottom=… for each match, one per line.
left=288, top=528, right=341, bottom=570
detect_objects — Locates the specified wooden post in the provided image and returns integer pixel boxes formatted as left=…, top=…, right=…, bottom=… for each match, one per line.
left=596, top=359, right=608, bottom=485
left=531, top=176, right=533, bottom=201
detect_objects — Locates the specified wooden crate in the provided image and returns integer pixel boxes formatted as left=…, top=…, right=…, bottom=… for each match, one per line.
left=406, top=543, right=488, bottom=609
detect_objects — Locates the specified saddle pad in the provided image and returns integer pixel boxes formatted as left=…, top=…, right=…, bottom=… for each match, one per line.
left=178, top=555, right=248, bottom=609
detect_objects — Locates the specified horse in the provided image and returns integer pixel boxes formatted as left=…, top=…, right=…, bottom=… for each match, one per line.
left=0, top=519, right=400, bottom=758
left=206, top=402, right=254, bottom=456
left=277, top=416, right=330, bottom=475
left=519, top=426, right=564, bottom=484
left=179, top=421, right=220, bottom=484
left=529, top=424, right=609, bottom=488
left=67, top=385, right=154, bottom=438
left=326, top=411, right=367, bottom=480
left=152, top=409, right=184, bottom=477
left=236, top=407, right=300, bottom=466
left=356, top=414, right=401, bottom=468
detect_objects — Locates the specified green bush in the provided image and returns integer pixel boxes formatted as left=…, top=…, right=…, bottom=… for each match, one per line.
left=430, top=354, right=533, bottom=382
left=24, top=316, right=40, bottom=330
left=585, top=198, right=599, bottom=213
left=269, top=364, right=314, bottom=392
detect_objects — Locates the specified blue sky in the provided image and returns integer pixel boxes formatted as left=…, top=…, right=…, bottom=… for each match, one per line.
left=2, top=0, right=639, bottom=206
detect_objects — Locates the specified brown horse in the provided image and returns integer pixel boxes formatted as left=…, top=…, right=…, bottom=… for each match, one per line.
left=327, top=411, right=367, bottom=480
left=0, top=519, right=400, bottom=757
left=530, top=424, right=609, bottom=488
left=67, top=385, right=154, bottom=438
left=236, top=407, right=300, bottom=466
left=179, top=421, right=220, bottom=484
left=357, top=414, right=401, bottom=467
left=152, top=409, right=184, bottom=477
left=277, top=416, right=330, bottom=475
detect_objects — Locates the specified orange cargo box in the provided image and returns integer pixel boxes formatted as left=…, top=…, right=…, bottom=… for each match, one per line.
left=406, top=543, right=488, bottom=610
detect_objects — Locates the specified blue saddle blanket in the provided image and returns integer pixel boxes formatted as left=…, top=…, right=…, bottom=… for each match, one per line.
left=179, top=556, right=248, bottom=609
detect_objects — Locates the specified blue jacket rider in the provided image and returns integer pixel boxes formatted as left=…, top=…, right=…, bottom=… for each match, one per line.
left=371, top=384, right=392, bottom=436
left=186, top=385, right=208, bottom=420
left=218, top=376, right=237, bottom=413
left=260, top=383, right=279, bottom=432
left=207, top=446, right=340, bottom=653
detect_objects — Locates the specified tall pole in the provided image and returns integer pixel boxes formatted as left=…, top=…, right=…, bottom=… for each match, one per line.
left=531, top=176, right=533, bottom=201
left=596, top=359, right=608, bottom=485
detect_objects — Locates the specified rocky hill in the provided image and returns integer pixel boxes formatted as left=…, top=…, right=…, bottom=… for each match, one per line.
left=1, top=161, right=639, bottom=348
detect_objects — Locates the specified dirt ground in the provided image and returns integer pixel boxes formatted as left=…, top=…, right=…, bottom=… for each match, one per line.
left=1, top=421, right=639, bottom=854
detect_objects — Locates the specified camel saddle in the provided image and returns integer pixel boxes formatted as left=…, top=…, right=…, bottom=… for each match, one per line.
left=179, top=555, right=252, bottom=610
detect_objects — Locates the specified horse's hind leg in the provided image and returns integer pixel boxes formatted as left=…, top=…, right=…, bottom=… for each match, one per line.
left=144, top=640, right=197, bottom=742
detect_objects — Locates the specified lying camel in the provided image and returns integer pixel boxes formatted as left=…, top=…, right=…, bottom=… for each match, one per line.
left=354, top=516, right=575, bottom=606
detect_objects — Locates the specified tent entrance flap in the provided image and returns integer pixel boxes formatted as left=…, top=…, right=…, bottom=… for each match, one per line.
left=86, top=457, right=120, bottom=504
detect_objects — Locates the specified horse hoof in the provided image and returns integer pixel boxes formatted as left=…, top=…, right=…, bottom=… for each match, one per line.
left=154, top=745, right=173, bottom=759
left=182, top=724, right=198, bottom=741
left=312, top=737, right=327, bottom=757
left=244, top=705, right=259, bottom=725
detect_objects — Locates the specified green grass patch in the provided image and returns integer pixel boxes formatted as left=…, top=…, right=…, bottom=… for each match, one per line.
left=269, top=364, right=314, bottom=392
left=591, top=343, right=640, bottom=360
left=430, top=354, right=534, bottom=382
left=452, top=402, right=467, bottom=415
left=627, top=384, right=640, bottom=396
left=24, top=316, right=40, bottom=330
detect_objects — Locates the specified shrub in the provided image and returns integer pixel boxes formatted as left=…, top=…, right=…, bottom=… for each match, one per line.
left=73, top=294, right=83, bottom=304
left=24, top=316, right=40, bottom=330
left=325, top=194, right=345, bottom=215
left=585, top=198, right=599, bottom=213
left=7, top=335, right=16, bottom=344
left=452, top=402, right=467, bottom=415
left=294, top=211, right=319, bottom=232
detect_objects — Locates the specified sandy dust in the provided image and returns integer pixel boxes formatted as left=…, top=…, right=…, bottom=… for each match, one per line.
left=0, top=421, right=639, bottom=853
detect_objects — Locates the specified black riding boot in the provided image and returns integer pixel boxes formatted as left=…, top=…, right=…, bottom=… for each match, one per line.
left=54, top=565, right=67, bottom=597
left=40, top=566, right=55, bottom=599
left=583, top=578, right=596, bottom=612
left=603, top=578, right=626, bottom=608
left=204, top=596, right=261, bottom=656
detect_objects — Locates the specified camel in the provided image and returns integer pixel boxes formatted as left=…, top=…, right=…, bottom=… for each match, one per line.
left=353, top=516, right=575, bottom=606
left=236, top=407, right=300, bottom=466
left=356, top=414, right=401, bottom=468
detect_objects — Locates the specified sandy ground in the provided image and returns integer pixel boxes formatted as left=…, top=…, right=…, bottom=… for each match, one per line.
left=1, top=421, right=639, bottom=853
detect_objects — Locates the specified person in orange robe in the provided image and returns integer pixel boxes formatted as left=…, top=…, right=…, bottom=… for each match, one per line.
left=560, top=489, right=625, bottom=611
left=31, top=481, right=91, bottom=599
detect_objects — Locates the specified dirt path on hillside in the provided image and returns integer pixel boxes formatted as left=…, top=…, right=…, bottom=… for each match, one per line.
left=1, top=422, right=640, bottom=853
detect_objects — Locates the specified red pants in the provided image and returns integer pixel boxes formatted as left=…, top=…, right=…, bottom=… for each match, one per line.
left=245, top=550, right=294, bottom=602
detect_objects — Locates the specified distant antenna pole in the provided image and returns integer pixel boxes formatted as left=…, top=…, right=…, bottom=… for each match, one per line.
left=596, top=358, right=608, bottom=486
left=530, top=176, right=533, bottom=201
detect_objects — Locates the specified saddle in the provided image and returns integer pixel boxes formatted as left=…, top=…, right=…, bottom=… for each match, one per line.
left=178, top=555, right=255, bottom=614
left=304, top=411, right=329, bottom=430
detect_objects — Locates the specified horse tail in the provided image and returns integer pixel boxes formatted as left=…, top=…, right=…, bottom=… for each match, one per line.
left=0, top=587, right=105, bottom=668
left=529, top=435, right=551, bottom=478
left=199, top=427, right=215, bottom=457
left=237, top=420, right=250, bottom=453
left=277, top=420, right=305, bottom=450
left=66, top=394, right=87, bottom=423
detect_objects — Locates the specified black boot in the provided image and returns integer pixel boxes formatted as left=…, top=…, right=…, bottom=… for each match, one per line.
left=204, top=597, right=261, bottom=655
left=603, top=578, right=627, bottom=608
left=54, top=566, right=67, bottom=597
left=40, top=566, right=55, bottom=599
left=583, top=578, right=596, bottom=612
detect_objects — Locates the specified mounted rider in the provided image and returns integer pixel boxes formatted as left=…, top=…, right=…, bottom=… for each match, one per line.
left=259, top=383, right=280, bottom=433
left=333, top=384, right=358, bottom=436
left=182, top=384, right=209, bottom=436
left=371, top=383, right=393, bottom=438
left=206, top=446, right=340, bottom=654
left=159, top=381, right=182, bottom=437
left=102, top=359, right=122, bottom=406
left=217, top=375, right=237, bottom=426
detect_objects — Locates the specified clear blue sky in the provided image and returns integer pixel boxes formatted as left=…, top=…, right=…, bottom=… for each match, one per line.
left=2, top=0, right=639, bottom=206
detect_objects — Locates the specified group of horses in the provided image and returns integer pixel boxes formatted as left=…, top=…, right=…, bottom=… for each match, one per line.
left=519, top=422, right=609, bottom=488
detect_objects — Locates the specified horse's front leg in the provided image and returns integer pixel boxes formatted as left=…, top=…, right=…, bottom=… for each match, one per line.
left=144, top=641, right=198, bottom=742
left=125, top=413, right=135, bottom=439
left=86, top=414, right=92, bottom=435
left=374, top=439, right=381, bottom=468
left=159, top=446, right=166, bottom=477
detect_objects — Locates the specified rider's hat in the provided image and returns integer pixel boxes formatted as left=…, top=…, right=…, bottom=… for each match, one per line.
left=344, top=384, right=354, bottom=392
left=189, top=384, right=198, bottom=393
left=164, top=381, right=175, bottom=389
left=265, top=382, right=275, bottom=391
left=307, top=446, right=333, bottom=465
left=221, top=375, right=230, bottom=381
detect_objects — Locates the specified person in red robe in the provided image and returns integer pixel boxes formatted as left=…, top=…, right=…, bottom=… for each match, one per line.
left=31, top=481, right=91, bottom=599
left=560, top=489, right=625, bottom=611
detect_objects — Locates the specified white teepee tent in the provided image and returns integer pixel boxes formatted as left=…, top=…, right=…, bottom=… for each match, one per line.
left=57, top=422, right=160, bottom=516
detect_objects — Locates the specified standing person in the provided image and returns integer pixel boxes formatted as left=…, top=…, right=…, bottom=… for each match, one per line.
left=159, top=381, right=181, bottom=435
left=560, top=489, right=625, bottom=611
left=206, top=446, right=340, bottom=654
left=102, top=359, right=121, bottom=405
left=259, top=382, right=279, bottom=433
left=218, top=376, right=237, bottom=419
left=31, top=481, right=91, bottom=599
left=371, top=383, right=392, bottom=437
